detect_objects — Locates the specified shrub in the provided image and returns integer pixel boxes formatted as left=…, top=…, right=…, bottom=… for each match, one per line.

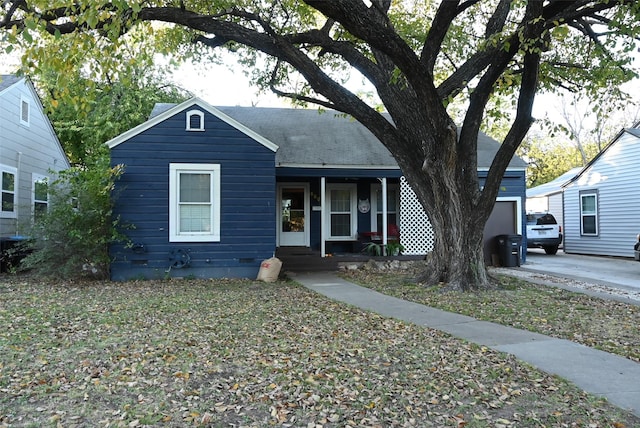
left=19, top=159, right=128, bottom=279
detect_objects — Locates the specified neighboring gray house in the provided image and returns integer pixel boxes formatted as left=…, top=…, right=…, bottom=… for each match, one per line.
left=0, top=75, right=70, bottom=239
left=526, top=167, right=581, bottom=236
left=562, top=124, right=640, bottom=258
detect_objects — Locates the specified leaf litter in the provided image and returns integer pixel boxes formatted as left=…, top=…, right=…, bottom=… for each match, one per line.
left=0, top=274, right=638, bottom=427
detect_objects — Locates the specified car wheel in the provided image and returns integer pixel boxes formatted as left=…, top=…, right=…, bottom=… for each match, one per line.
left=543, top=245, right=558, bottom=255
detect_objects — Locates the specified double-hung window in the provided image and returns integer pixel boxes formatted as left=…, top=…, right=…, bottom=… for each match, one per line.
left=326, top=183, right=357, bottom=239
left=33, top=175, right=49, bottom=221
left=579, top=191, right=598, bottom=236
left=1, top=165, right=17, bottom=218
left=169, top=163, right=220, bottom=242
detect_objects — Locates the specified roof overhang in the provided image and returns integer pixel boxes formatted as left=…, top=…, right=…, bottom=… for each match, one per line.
left=105, top=97, right=279, bottom=152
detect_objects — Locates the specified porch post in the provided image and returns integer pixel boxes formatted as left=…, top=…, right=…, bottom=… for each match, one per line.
left=382, top=177, right=388, bottom=256
left=320, top=176, right=326, bottom=257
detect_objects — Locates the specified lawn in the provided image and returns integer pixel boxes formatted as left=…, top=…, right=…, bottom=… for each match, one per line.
left=341, top=265, right=640, bottom=364
left=1, top=274, right=639, bottom=427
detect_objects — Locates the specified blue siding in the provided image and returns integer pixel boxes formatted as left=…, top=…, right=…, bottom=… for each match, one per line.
left=110, top=106, right=276, bottom=280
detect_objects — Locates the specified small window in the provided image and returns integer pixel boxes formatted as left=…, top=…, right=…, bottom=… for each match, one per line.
left=20, top=97, right=30, bottom=126
left=186, top=110, right=205, bottom=131
left=580, top=192, right=598, bottom=236
left=1, top=165, right=17, bottom=218
left=169, top=163, right=220, bottom=242
left=33, top=175, right=49, bottom=221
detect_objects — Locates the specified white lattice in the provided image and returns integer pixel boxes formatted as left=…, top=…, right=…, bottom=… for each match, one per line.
left=400, top=176, right=434, bottom=255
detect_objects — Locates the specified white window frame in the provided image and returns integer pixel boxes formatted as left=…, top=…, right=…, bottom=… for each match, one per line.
left=20, top=96, right=30, bottom=126
left=579, top=191, right=598, bottom=236
left=169, top=163, right=221, bottom=242
left=186, top=110, right=205, bottom=131
left=32, top=174, right=49, bottom=220
left=370, top=183, right=400, bottom=232
left=1, top=165, right=17, bottom=219
left=325, top=183, right=357, bottom=240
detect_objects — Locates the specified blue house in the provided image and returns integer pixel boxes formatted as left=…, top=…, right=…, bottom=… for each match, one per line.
left=107, top=97, right=526, bottom=280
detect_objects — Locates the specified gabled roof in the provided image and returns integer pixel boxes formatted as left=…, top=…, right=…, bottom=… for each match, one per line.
left=0, top=74, right=22, bottom=93
left=562, top=125, right=640, bottom=188
left=106, top=97, right=278, bottom=152
left=527, top=167, right=582, bottom=198
left=0, top=74, right=71, bottom=169
left=142, top=98, right=526, bottom=170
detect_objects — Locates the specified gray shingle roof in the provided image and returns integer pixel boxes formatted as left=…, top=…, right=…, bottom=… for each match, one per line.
left=526, top=167, right=582, bottom=198
left=150, top=103, right=527, bottom=169
left=0, top=74, right=21, bottom=92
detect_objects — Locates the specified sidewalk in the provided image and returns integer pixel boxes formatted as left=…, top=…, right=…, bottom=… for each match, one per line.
left=292, top=271, right=640, bottom=418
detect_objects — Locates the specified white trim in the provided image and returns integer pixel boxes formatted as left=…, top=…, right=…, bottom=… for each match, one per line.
left=370, top=182, right=400, bottom=235
left=1, top=77, right=70, bottom=168
left=277, top=162, right=399, bottom=170
left=0, top=76, right=25, bottom=96
left=320, top=177, right=326, bottom=257
left=579, top=191, right=599, bottom=236
left=276, top=183, right=310, bottom=247
left=106, top=97, right=279, bottom=152
left=0, top=164, right=18, bottom=219
left=32, top=173, right=49, bottom=219
left=324, top=183, right=358, bottom=240
left=19, top=96, right=30, bottom=126
left=496, top=196, right=523, bottom=234
left=169, top=163, right=221, bottom=242
left=186, top=109, right=205, bottom=131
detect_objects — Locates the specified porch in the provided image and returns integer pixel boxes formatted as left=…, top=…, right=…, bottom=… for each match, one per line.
left=275, top=246, right=424, bottom=272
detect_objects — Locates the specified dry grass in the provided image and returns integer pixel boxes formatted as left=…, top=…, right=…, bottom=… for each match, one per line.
left=341, top=265, right=640, bottom=364
left=1, top=274, right=639, bottom=427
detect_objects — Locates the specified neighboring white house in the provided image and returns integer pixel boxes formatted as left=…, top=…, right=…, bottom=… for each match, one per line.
left=0, top=74, right=70, bottom=238
left=562, top=124, right=640, bottom=258
left=526, top=166, right=582, bottom=237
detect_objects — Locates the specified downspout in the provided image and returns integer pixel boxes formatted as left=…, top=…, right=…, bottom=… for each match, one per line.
left=320, top=176, right=326, bottom=257
left=16, top=151, right=22, bottom=236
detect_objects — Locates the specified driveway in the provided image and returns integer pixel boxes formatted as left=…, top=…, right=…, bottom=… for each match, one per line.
left=503, top=249, right=640, bottom=304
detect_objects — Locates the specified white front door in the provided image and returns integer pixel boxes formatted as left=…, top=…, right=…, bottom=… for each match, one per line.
left=278, top=184, right=309, bottom=247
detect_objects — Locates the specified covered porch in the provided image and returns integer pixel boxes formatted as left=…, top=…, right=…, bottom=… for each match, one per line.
left=277, top=169, right=405, bottom=258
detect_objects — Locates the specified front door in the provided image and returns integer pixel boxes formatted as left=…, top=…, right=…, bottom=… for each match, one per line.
left=278, top=184, right=309, bottom=247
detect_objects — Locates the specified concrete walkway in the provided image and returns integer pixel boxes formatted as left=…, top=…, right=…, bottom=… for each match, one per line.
left=293, top=271, right=640, bottom=417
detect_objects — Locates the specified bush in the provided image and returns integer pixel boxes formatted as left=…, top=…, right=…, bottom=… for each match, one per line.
left=19, top=159, right=128, bottom=279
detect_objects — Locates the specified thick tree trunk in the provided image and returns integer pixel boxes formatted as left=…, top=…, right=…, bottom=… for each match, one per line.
left=418, top=202, right=490, bottom=292
left=392, top=117, right=494, bottom=292
left=411, top=173, right=491, bottom=292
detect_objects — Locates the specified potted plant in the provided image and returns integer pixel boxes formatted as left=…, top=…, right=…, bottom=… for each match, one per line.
left=363, top=241, right=383, bottom=256
left=386, top=241, right=404, bottom=256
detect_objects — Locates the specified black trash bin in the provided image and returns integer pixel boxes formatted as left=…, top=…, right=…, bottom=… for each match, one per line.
left=496, top=234, right=522, bottom=267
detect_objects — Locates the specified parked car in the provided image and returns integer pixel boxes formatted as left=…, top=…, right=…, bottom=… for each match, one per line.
left=634, top=233, right=640, bottom=261
left=526, top=212, right=563, bottom=255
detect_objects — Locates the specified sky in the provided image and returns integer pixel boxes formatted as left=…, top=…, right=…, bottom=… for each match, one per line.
left=167, top=57, right=607, bottom=128
left=3, top=49, right=638, bottom=131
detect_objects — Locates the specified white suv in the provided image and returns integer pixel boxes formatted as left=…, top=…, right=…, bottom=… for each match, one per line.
left=526, top=212, right=562, bottom=255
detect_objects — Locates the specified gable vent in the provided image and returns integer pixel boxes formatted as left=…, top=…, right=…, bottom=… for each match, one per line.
left=186, top=109, right=205, bottom=131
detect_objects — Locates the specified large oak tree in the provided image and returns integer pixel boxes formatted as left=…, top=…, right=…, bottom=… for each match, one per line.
left=2, top=0, right=639, bottom=290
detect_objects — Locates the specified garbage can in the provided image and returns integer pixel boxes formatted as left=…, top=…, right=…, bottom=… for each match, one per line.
left=496, top=234, right=522, bottom=267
